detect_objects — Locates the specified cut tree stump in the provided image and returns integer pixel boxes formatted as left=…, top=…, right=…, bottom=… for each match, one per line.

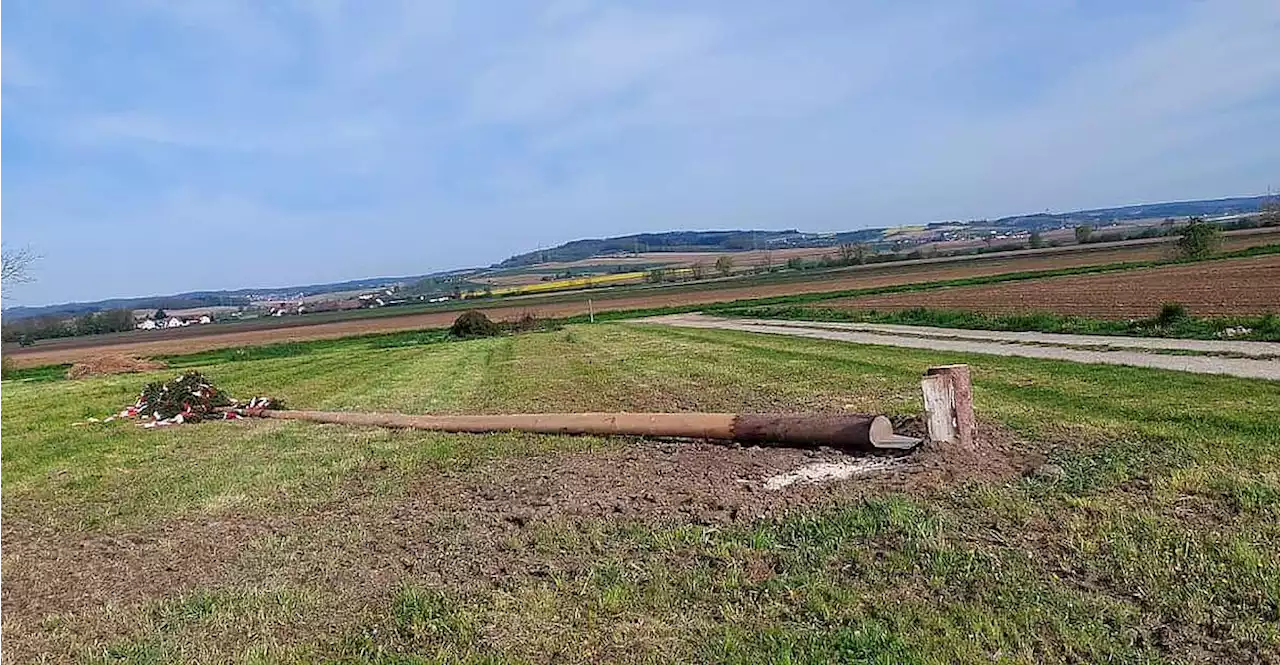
left=921, top=364, right=976, bottom=451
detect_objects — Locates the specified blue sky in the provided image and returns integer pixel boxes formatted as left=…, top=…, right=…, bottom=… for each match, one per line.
left=3, top=0, right=1278, bottom=306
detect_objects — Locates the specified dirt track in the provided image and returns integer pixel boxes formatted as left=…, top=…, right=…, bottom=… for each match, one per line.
left=827, top=253, right=1280, bottom=318
left=6, top=233, right=1276, bottom=368
left=644, top=314, right=1280, bottom=380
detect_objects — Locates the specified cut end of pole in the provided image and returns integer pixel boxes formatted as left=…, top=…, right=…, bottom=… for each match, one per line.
left=868, top=415, right=922, bottom=450
left=921, top=364, right=976, bottom=451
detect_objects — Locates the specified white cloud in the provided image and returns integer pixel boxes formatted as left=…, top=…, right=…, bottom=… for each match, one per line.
left=65, top=111, right=396, bottom=157
left=466, top=8, right=722, bottom=125
left=3, top=0, right=1278, bottom=304
left=900, top=0, right=1280, bottom=214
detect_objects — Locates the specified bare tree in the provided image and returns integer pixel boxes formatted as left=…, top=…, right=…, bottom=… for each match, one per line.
left=0, top=244, right=34, bottom=375
left=2, top=246, right=39, bottom=296
left=1261, top=197, right=1280, bottom=226
left=715, top=255, right=734, bottom=277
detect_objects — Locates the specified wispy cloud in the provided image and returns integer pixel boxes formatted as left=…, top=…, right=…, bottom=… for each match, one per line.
left=467, top=8, right=722, bottom=124
left=3, top=0, right=1278, bottom=305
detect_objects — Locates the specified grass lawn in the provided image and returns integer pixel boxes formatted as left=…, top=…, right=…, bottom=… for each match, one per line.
left=3, top=323, right=1279, bottom=664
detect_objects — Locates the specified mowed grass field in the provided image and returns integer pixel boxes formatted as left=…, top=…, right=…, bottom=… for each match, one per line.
left=3, top=323, right=1280, bottom=663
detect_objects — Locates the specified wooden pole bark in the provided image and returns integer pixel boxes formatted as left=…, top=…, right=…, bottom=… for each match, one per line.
left=239, top=409, right=913, bottom=451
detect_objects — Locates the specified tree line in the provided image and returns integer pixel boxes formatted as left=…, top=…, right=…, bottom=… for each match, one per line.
left=2, top=309, right=136, bottom=345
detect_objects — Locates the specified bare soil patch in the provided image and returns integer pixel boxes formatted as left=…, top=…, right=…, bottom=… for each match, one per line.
left=1, top=420, right=1037, bottom=659
left=827, top=254, right=1280, bottom=318
left=65, top=355, right=167, bottom=379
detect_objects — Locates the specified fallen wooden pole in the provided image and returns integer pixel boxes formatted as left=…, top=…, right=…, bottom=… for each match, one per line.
left=233, top=409, right=920, bottom=451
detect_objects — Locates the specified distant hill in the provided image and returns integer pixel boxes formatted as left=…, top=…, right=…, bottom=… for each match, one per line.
left=498, top=196, right=1272, bottom=266
left=6, top=194, right=1271, bottom=320
left=988, top=196, right=1270, bottom=230
left=2, top=275, right=429, bottom=321
left=498, top=230, right=796, bottom=267
left=497, top=228, right=884, bottom=267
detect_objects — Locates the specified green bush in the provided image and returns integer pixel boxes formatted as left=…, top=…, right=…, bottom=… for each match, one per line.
left=1256, top=313, right=1280, bottom=338
left=450, top=311, right=500, bottom=338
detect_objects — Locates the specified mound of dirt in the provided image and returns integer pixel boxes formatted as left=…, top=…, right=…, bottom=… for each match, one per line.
left=405, top=417, right=1038, bottom=528
left=65, top=355, right=167, bottom=379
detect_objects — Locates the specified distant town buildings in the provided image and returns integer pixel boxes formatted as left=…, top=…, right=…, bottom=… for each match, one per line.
left=135, top=313, right=215, bottom=330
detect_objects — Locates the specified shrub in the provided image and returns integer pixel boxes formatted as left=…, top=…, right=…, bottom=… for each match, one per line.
left=1156, top=302, right=1188, bottom=326
left=1176, top=218, right=1222, bottom=259
left=450, top=311, right=500, bottom=338
left=1257, top=313, right=1280, bottom=337
left=507, top=311, right=555, bottom=333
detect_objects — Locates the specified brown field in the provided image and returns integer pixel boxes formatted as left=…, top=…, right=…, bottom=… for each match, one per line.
left=6, top=231, right=1277, bottom=368
left=826, top=253, right=1280, bottom=319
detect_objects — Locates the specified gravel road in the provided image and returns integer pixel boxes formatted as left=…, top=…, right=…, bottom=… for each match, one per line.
left=641, top=314, right=1280, bottom=381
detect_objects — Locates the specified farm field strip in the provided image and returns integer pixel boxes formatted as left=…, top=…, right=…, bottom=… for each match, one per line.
left=7, top=236, right=1278, bottom=368
left=824, top=252, right=1280, bottom=318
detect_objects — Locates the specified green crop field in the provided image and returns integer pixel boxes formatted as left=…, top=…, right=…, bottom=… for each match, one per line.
left=3, top=323, right=1279, bottom=663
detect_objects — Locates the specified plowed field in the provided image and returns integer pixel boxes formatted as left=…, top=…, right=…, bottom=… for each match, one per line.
left=825, top=254, right=1280, bottom=319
